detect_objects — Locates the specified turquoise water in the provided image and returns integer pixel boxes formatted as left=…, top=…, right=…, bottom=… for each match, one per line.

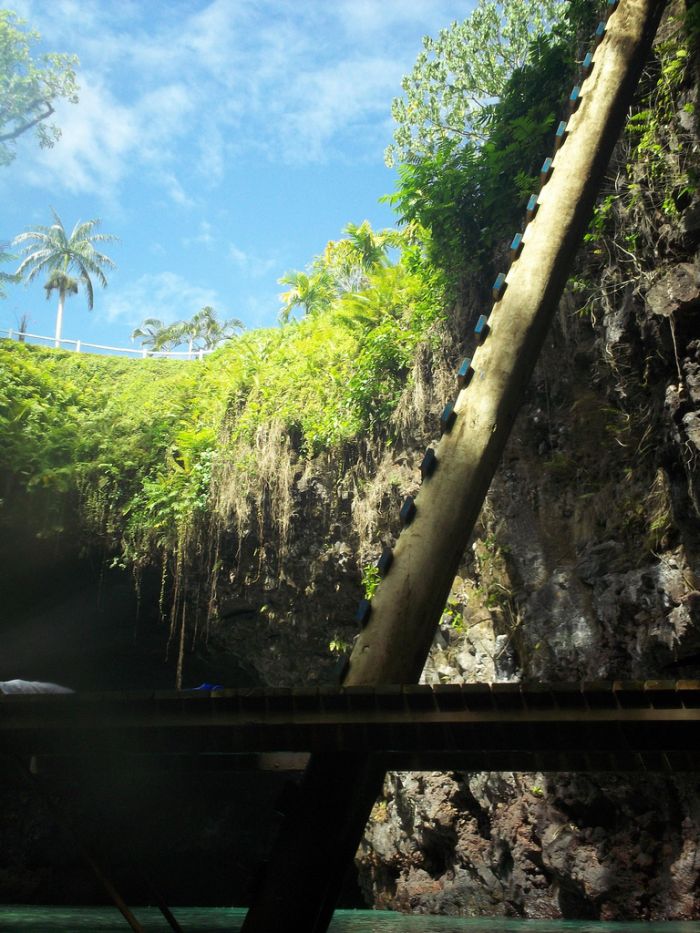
left=0, top=909, right=698, bottom=933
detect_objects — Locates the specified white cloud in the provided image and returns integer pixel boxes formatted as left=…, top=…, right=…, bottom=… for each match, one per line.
left=331, top=0, right=464, bottom=37
left=137, top=84, right=196, bottom=157
left=13, top=0, right=475, bottom=200
left=101, top=271, right=222, bottom=328
left=183, top=221, right=216, bottom=250
left=19, top=75, right=138, bottom=197
left=274, top=56, right=404, bottom=163
left=228, top=242, right=277, bottom=279
left=160, top=172, right=196, bottom=208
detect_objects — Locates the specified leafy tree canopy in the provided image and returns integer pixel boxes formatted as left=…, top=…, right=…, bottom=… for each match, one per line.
left=384, top=0, right=566, bottom=167
left=385, top=33, right=575, bottom=278
left=278, top=221, right=399, bottom=322
left=0, top=9, right=79, bottom=166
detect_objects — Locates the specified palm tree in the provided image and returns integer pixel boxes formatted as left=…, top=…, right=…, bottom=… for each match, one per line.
left=336, top=264, right=420, bottom=331
left=13, top=208, right=117, bottom=347
left=0, top=242, right=17, bottom=299
left=317, top=223, right=397, bottom=298
left=131, top=308, right=244, bottom=356
left=130, top=318, right=182, bottom=353
left=43, top=270, right=78, bottom=336
left=187, top=305, right=244, bottom=352
left=278, top=270, right=334, bottom=323
left=343, top=221, right=392, bottom=273
left=319, top=239, right=365, bottom=295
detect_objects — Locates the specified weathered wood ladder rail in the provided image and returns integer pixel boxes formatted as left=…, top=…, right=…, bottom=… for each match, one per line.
left=241, top=1, right=670, bottom=930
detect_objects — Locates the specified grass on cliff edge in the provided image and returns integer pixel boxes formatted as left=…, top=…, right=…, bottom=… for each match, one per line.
left=0, top=269, right=444, bottom=566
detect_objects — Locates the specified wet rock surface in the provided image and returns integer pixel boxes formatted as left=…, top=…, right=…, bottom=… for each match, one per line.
left=355, top=243, right=700, bottom=918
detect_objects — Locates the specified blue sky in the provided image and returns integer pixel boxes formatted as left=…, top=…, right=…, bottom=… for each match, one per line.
left=1, top=0, right=474, bottom=350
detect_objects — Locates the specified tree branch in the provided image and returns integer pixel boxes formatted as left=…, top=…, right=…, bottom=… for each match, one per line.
left=0, top=102, right=54, bottom=143
left=425, top=118, right=488, bottom=142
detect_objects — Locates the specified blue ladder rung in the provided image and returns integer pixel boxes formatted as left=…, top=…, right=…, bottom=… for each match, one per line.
left=540, top=157, right=553, bottom=183
left=355, top=599, right=371, bottom=627
left=440, top=401, right=457, bottom=434
left=555, top=121, right=568, bottom=149
left=510, top=232, right=523, bottom=257
left=492, top=272, right=506, bottom=299
left=526, top=194, right=539, bottom=221
left=474, top=314, right=489, bottom=341
left=457, top=357, right=473, bottom=387
left=377, top=546, right=394, bottom=577
left=420, top=447, right=437, bottom=478
left=399, top=496, right=416, bottom=526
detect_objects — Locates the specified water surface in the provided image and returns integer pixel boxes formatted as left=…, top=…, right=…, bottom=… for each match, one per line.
left=0, top=909, right=698, bottom=933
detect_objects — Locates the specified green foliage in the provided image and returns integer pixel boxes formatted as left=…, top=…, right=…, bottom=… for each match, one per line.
left=130, top=318, right=183, bottom=352
left=583, top=193, right=618, bottom=245
left=0, top=344, right=195, bottom=537
left=361, top=563, right=381, bottom=600
left=441, top=597, right=465, bottom=632
left=278, top=220, right=397, bottom=322
left=1, top=0, right=622, bottom=657
left=581, top=24, right=696, bottom=267
left=179, top=306, right=244, bottom=351
left=625, top=41, right=696, bottom=216
left=278, top=268, right=335, bottom=322
left=386, top=34, right=574, bottom=278
left=0, top=10, right=79, bottom=166
left=0, top=237, right=445, bottom=569
left=385, top=0, right=567, bottom=167
left=328, top=637, right=352, bottom=656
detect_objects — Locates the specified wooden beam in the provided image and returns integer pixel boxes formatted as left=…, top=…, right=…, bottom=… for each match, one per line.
left=2, top=682, right=700, bottom=759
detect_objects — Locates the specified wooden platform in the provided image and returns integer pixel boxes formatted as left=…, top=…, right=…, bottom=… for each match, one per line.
left=2, top=681, right=699, bottom=772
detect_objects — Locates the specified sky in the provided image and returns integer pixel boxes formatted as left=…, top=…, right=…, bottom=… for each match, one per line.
left=1, top=0, right=475, bottom=351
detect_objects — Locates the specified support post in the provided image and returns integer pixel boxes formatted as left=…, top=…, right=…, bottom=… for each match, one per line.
left=242, top=2, right=667, bottom=931
left=242, top=754, right=385, bottom=933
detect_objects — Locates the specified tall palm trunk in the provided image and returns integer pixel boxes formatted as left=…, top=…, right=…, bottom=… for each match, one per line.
left=54, top=288, right=66, bottom=348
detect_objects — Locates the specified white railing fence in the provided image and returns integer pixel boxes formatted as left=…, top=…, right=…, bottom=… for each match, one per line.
left=0, top=329, right=214, bottom=360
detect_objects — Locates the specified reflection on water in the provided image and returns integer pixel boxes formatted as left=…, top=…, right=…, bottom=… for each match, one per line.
left=0, top=908, right=698, bottom=933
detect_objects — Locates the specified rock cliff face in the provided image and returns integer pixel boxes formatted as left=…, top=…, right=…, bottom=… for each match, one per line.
left=2, top=5, right=700, bottom=919
left=353, top=13, right=700, bottom=917
left=354, top=273, right=700, bottom=917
